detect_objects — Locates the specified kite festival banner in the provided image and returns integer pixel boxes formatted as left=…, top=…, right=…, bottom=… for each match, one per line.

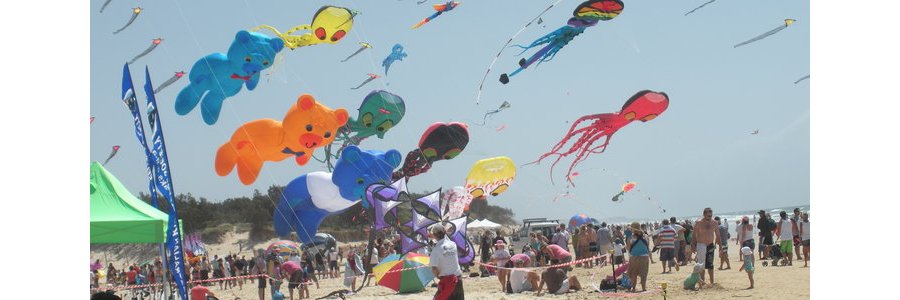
left=144, top=66, right=188, bottom=300
left=120, top=64, right=160, bottom=209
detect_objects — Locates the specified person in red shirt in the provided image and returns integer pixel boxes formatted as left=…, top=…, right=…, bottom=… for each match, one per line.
left=540, top=244, right=573, bottom=267
left=190, top=282, right=215, bottom=300
left=126, top=267, right=137, bottom=285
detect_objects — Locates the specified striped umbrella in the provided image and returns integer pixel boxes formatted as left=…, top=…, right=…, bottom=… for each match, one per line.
left=266, top=240, right=302, bottom=258
left=373, top=253, right=434, bottom=293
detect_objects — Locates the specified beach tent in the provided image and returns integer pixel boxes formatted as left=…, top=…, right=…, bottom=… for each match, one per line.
left=90, top=161, right=180, bottom=244
left=468, top=219, right=483, bottom=229
left=470, top=219, right=501, bottom=229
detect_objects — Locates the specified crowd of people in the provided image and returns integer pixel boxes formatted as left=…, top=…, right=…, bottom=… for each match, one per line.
left=91, top=207, right=810, bottom=299
left=466, top=207, right=810, bottom=296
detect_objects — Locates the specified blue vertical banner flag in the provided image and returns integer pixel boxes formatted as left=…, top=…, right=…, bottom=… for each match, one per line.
left=120, top=64, right=160, bottom=209
left=144, top=66, right=188, bottom=300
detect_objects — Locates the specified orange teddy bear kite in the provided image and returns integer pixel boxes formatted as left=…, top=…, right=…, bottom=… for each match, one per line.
left=215, top=94, right=349, bottom=185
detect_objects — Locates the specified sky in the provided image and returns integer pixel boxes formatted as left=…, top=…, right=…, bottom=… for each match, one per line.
left=90, top=0, right=810, bottom=222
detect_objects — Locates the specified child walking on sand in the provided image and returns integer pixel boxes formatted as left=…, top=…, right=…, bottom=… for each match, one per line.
left=740, top=246, right=755, bottom=289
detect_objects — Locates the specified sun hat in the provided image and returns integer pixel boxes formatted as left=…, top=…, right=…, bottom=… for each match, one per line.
left=630, top=222, right=642, bottom=233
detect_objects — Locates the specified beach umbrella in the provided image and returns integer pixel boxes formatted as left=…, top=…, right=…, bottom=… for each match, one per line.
left=303, top=233, right=338, bottom=253
left=266, top=240, right=302, bottom=258
left=373, top=253, right=434, bottom=293
left=569, top=214, right=592, bottom=229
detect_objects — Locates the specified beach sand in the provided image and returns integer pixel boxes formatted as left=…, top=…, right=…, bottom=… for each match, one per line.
left=92, top=230, right=810, bottom=299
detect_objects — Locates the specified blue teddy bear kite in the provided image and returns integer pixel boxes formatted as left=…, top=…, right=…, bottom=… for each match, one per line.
left=175, top=30, right=284, bottom=125
left=273, top=145, right=402, bottom=243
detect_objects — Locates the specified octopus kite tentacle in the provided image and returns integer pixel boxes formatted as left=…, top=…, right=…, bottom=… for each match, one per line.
left=113, top=7, right=142, bottom=34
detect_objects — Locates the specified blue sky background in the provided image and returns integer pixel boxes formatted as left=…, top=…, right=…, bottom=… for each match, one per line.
left=90, top=0, right=809, bottom=222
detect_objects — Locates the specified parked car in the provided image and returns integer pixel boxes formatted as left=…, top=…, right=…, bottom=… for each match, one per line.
left=510, top=218, right=560, bottom=252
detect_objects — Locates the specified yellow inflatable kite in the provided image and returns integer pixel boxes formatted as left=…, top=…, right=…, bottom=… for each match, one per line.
left=252, top=6, right=354, bottom=50
left=465, top=156, right=516, bottom=198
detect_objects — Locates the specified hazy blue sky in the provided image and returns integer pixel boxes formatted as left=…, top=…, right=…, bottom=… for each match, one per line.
left=90, top=0, right=809, bottom=222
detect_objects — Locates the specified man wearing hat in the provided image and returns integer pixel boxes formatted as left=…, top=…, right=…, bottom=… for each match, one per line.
left=429, top=223, right=464, bottom=300
left=626, top=222, right=651, bottom=292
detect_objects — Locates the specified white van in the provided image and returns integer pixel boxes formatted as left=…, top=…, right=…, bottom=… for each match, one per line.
left=511, top=218, right=560, bottom=252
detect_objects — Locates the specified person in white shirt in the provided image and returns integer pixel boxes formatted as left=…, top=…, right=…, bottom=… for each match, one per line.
left=429, top=224, right=464, bottom=300
left=799, top=213, right=810, bottom=267
left=508, top=259, right=539, bottom=293
left=327, top=248, right=339, bottom=278
left=491, top=240, right=512, bottom=292
left=775, top=211, right=798, bottom=266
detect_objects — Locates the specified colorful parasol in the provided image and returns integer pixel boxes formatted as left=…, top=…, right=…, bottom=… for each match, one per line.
left=373, top=253, right=434, bottom=293
left=266, top=240, right=302, bottom=258
left=569, top=213, right=592, bottom=229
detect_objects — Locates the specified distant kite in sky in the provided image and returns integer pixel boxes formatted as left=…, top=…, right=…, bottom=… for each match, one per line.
left=684, top=0, right=716, bottom=16
left=382, top=44, right=408, bottom=75
left=103, top=145, right=121, bottom=166
left=351, top=73, right=381, bottom=90
left=553, top=191, right=575, bottom=202
left=476, top=101, right=511, bottom=125
left=538, top=17, right=544, bottom=24
left=100, top=0, right=112, bottom=13
left=128, top=38, right=162, bottom=65
left=794, top=75, right=810, bottom=84
left=412, top=1, right=460, bottom=29
left=528, top=90, right=669, bottom=184
left=734, top=19, right=796, bottom=48
left=153, top=71, right=185, bottom=94
left=339, top=9, right=360, bottom=27
left=495, top=124, right=507, bottom=132
left=113, top=7, right=142, bottom=34
left=500, top=0, right=623, bottom=85
left=611, top=181, right=635, bottom=202
left=417, top=0, right=428, bottom=4
left=341, top=42, right=373, bottom=62
left=751, top=129, right=759, bottom=135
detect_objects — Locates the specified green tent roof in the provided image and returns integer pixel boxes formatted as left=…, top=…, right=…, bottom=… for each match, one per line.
left=90, top=161, right=172, bottom=243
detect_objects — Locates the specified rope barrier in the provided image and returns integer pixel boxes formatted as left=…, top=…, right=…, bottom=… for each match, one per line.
left=472, top=253, right=609, bottom=272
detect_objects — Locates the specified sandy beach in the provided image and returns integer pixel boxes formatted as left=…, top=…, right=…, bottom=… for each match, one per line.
left=92, top=228, right=809, bottom=300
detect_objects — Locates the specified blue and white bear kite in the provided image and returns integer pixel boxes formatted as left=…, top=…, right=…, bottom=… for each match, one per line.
left=273, top=145, right=402, bottom=242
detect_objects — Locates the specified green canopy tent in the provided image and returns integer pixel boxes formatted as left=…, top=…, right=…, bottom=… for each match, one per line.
left=90, top=161, right=181, bottom=243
